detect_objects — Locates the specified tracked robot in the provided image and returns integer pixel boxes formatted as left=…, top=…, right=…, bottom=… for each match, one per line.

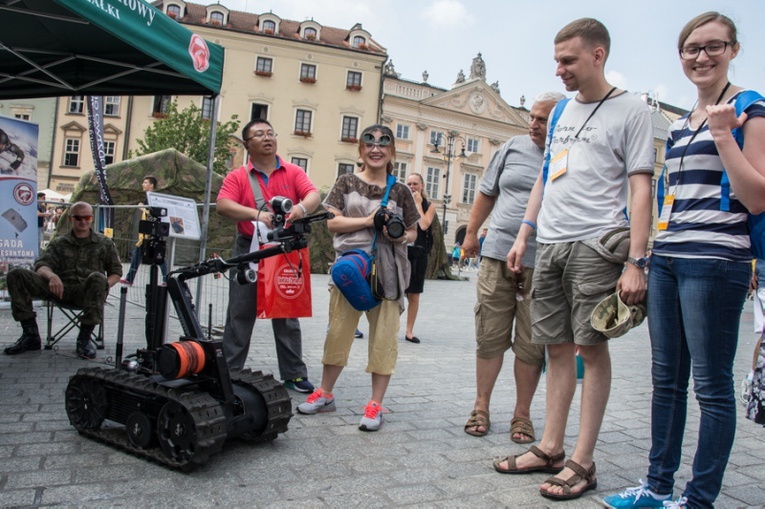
left=64, top=199, right=330, bottom=469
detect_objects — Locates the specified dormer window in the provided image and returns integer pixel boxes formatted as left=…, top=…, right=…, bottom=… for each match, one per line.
left=210, top=11, right=224, bottom=26
left=167, top=4, right=181, bottom=19
left=304, top=27, right=317, bottom=40
left=352, top=35, right=366, bottom=48
left=263, top=20, right=276, bottom=34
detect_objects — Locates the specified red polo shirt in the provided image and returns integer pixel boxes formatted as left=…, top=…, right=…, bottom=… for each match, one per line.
left=217, top=156, right=317, bottom=238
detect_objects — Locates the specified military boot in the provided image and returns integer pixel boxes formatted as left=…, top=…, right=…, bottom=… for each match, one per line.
left=4, top=318, right=42, bottom=355
left=76, top=324, right=97, bottom=360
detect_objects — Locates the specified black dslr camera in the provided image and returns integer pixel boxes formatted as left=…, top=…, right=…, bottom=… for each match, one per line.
left=374, top=207, right=406, bottom=239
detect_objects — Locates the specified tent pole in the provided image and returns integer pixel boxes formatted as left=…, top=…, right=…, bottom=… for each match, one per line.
left=195, top=94, right=219, bottom=318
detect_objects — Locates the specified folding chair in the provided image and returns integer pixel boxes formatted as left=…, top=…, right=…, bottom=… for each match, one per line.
left=44, top=300, right=104, bottom=350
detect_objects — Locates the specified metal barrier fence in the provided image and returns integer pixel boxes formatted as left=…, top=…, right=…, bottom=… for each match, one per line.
left=43, top=202, right=233, bottom=336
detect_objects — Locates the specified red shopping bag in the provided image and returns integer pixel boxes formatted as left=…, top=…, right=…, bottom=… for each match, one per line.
left=256, top=247, right=312, bottom=319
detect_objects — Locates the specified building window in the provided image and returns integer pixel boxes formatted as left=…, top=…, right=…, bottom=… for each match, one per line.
left=430, top=131, right=444, bottom=146
left=396, top=124, right=410, bottom=140
left=68, top=96, right=84, bottom=114
left=104, top=96, right=120, bottom=116
left=463, top=174, right=477, bottom=204
left=346, top=71, right=362, bottom=91
left=209, top=11, right=224, bottom=26
left=63, top=138, right=80, bottom=167
left=300, top=63, right=316, bottom=83
left=304, top=27, right=317, bottom=40
left=352, top=35, right=366, bottom=48
left=291, top=157, right=308, bottom=172
left=251, top=103, right=268, bottom=121
left=393, top=162, right=408, bottom=183
left=167, top=4, right=181, bottom=18
left=337, top=163, right=354, bottom=178
left=104, top=141, right=116, bottom=165
left=201, top=97, right=214, bottom=120
left=262, top=20, right=276, bottom=34
left=255, top=57, right=273, bottom=76
left=152, top=95, right=171, bottom=117
left=466, top=137, right=480, bottom=154
left=294, top=109, right=312, bottom=136
left=341, top=116, right=358, bottom=142
left=14, top=113, right=30, bottom=121
left=426, top=166, right=440, bottom=199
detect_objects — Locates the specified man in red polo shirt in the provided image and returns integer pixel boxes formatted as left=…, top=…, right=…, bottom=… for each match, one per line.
left=217, top=118, right=321, bottom=392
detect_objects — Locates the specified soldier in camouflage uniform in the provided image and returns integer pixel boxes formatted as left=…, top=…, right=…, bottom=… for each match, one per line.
left=4, top=202, right=122, bottom=359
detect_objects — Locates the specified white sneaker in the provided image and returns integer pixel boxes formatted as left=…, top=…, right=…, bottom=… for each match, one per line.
left=740, top=373, right=753, bottom=407
left=359, top=400, right=383, bottom=431
left=297, top=388, right=336, bottom=414
left=662, top=496, right=688, bottom=508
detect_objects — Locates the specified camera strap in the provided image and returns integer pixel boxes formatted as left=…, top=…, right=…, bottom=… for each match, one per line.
left=247, top=167, right=270, bottom=246
left=371, top=174, right=401, bottom=301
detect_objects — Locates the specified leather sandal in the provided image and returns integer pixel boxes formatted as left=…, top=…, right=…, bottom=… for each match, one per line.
left=464, top=409, right=490, bottom=436
left=493, top=445, right=565, bottom=474
left=510, top=416, right=535, bottom=444
left=540, top=459, right=597, bottom=500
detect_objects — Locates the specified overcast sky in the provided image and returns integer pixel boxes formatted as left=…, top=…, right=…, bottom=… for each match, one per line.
left=205, top=0, right=765, bottom=111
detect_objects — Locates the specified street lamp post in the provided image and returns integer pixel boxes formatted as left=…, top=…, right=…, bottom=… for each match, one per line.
left=431, top=131, right=465, bottom=235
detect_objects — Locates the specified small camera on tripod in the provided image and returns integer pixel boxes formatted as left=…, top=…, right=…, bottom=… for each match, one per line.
left=138, top=207, right=169, bottom=265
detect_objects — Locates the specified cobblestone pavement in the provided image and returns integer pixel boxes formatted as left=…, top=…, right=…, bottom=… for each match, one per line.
left=1, top=273, right=764, bottom=508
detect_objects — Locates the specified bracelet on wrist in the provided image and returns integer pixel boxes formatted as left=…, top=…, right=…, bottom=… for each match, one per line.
left=296, top=203, right=307, bottom=215
left=521, top=219, right=537, bottom=231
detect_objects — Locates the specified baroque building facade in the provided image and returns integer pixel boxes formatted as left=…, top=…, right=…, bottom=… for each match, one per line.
left=42, top=1, right=387, bottom=194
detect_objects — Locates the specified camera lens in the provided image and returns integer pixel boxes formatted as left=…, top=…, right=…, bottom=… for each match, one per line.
left=387, top=217, right=405, bottom=238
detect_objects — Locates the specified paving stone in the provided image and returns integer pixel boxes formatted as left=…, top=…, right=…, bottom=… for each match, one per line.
left=0, top=272, right=763, bottom=507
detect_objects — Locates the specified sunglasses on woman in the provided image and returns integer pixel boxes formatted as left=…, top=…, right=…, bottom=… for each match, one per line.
left=361, top=133, right=392, bottom=147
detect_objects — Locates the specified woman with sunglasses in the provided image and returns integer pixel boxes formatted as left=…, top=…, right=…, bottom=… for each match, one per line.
left=297, top=125, right=419, bottom=431
left=603, top=12, right=765, bottom=509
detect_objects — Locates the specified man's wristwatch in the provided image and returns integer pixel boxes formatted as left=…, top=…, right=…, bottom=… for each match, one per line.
left=627, top=256, right=648, bottom=269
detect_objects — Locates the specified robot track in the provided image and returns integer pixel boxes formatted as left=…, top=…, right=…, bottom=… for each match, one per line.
left=65, top=367, right=291, bottom=470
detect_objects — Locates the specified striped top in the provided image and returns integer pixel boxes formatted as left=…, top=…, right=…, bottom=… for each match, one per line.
left=653, top=90, right=765, bottom=262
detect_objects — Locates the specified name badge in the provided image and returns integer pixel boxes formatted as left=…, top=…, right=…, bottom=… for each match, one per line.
left=657, top=195, right=674, bottom=231
left=549, top=150, right=568, bottom=181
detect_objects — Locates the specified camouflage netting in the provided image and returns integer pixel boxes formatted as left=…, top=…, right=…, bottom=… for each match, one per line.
left=65, top=150, right=454, bottom=279
left=66, top=148, right=337, bottom=273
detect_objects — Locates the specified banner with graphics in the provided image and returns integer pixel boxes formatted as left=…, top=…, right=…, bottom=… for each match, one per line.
left=87, top=95, right=114, bottom=230
left=0, top=115, right=39, bottom=300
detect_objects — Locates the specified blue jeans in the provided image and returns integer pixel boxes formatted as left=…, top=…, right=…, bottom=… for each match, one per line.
left=646, top=255, right=749, bottom=508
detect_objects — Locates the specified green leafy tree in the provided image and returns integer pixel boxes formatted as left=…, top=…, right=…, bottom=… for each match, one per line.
left=133, top=100, right=240, bottom=175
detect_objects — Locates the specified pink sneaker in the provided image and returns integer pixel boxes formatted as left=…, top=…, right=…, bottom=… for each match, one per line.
left=359, top=400, right=383, bottom=431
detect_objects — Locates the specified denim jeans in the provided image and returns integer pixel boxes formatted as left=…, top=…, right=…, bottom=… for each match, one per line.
left=646, top=255, right=749, bottom=508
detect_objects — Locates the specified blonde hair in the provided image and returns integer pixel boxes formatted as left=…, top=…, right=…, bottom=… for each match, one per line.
left=407, top=173, right=428, bottom=200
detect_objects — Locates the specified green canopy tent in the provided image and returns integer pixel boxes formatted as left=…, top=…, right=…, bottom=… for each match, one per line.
left=0, top=0, right=225, bottom=278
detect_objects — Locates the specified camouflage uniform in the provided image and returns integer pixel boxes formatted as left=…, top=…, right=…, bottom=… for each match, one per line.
left=7, top=229, right=122, bottom=325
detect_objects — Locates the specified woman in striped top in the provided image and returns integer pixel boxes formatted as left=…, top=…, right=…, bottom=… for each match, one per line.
left=603, top=11, right=765, bottom=509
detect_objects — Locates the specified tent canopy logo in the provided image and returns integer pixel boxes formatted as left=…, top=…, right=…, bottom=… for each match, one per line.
left=188, top=34, right=210, bottom=73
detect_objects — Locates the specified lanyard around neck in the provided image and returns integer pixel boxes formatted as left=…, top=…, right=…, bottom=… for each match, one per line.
left=574, top=87, right=617, bottom=140
left=674, top=81, right=731, bottom=188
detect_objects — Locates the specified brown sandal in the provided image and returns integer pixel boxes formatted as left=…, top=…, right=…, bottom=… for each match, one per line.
left=464, top=409, right=490, bottom=437
left=493, top=445, right=565, bottom=474
left=540, top=459, right=597, bottom=500
left=510, top=416, right=535, bottom=444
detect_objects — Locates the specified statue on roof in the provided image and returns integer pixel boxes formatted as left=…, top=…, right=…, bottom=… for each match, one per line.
left=490, top=81, right=500, bottom=94
left=455, top=69, right=465, bottom=83
left=469, top=53, right=486, bottom=80
left=384, top=60, right=397, bottom=76
left=422, top=70, right=429, bottom=83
